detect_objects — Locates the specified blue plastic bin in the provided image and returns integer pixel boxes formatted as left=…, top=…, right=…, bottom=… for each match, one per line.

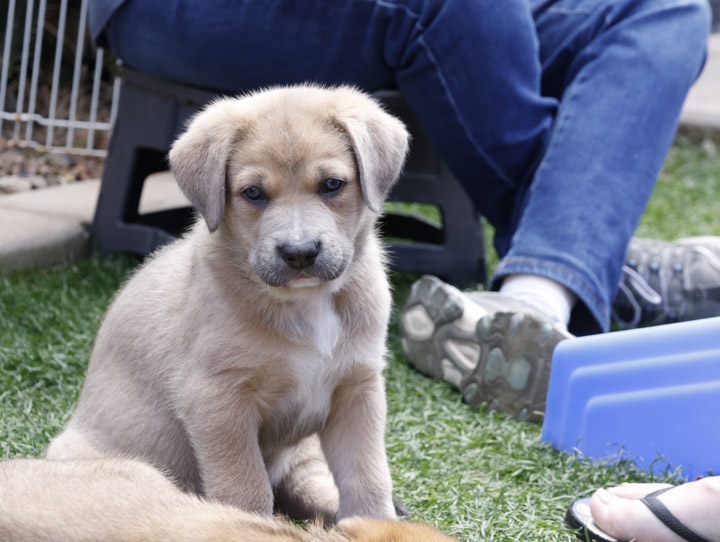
left=541, top=317, right=720, bottom=479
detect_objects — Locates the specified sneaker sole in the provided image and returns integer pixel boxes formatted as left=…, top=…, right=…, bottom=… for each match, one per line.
left=400, top=275, right=569, bottom=422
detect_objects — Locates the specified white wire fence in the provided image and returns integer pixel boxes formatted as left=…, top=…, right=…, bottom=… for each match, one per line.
left=0, top=0, right=118, bottom=157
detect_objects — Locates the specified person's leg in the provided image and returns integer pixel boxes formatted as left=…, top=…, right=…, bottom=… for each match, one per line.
left=586, top=478, right=720, bottom=542
left=494, top=0, right=712, bottom=335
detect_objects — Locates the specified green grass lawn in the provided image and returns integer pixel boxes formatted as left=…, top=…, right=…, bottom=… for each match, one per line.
left=1, top=134, right=719, bottom=541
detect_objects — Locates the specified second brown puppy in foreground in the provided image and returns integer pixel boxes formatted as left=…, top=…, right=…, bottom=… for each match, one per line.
left=47, top=85, right=410, bottom=521
left=0, top=457, right=459, bottom=542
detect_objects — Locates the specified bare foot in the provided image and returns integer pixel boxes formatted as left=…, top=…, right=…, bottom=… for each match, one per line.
left=589, top=477, right=720, bottom=542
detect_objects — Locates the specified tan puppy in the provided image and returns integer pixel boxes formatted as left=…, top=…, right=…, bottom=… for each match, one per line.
left=46, top=86, right=410, bottom=521
left=0, top=457, right=460, bottom=542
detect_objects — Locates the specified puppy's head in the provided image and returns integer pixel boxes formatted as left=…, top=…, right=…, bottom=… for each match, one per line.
left=169, top=85, right=409, bottom=291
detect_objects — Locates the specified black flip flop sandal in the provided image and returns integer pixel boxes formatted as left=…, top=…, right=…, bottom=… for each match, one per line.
left=639, top=487, right=712, bottom=542
left=565, top=488, right=713, bottom=542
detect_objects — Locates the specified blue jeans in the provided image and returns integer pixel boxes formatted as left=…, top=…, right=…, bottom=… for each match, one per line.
left=97, top=0, right=712, bottom=335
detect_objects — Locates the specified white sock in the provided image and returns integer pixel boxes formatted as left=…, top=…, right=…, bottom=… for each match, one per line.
left=499, top=274, right=577, bottom=328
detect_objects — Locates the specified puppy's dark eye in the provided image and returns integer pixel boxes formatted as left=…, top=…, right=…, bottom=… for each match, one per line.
left=242, top=186, right=268, bottom=204
left=320, top=178, right=346, bottom=196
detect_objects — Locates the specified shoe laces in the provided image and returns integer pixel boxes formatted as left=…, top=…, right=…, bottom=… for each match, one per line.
left=613, top=265, right=664, bottom=328
left=613, top=243, right=720, bottom=328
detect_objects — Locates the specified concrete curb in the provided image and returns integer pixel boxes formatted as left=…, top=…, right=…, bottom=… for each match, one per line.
left=0, top=180, right=99, bottom=271
left=680, top=34, right=720, bottom=128
left=0, top=207, right=89, bottom=272
left=0, top=173, right=187, bottom=272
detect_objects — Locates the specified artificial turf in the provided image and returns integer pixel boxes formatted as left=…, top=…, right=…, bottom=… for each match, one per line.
left=1, top=133, right=719, bottom=541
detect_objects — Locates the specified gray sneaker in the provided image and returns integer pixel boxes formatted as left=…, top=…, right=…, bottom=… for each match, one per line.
left=399, top=275, right=572, bottom=423
left=612, top=237, right=720, bottom=329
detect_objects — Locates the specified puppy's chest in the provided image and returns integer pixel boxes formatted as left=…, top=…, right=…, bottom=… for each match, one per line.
left=259, top=350, right=343, bottom=449
left=290, top=293, right=343, bottom=359
left=261, top=298, right=352, bottom=446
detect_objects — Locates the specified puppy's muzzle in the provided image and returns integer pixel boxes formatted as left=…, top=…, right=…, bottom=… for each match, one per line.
left=277, top=241, right=321, bottom=270
left=254, top=236, right=349, bottom=287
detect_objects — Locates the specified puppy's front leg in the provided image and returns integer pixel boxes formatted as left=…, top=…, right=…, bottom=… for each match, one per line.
left=320, top=371, right=396, bottom=520
left=182, top=392, right=273, bottom=515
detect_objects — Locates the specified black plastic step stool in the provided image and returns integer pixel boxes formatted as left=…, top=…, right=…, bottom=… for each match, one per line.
left=91, top=69, right=486, bottom=286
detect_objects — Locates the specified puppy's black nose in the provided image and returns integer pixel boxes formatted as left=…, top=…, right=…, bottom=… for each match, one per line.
left=277, top=241, right=321, bottom=269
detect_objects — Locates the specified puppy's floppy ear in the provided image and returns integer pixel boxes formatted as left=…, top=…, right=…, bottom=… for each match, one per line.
left=169, top=98, right=245, bottom=232
left=333, top=89, right=410, bottom=213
